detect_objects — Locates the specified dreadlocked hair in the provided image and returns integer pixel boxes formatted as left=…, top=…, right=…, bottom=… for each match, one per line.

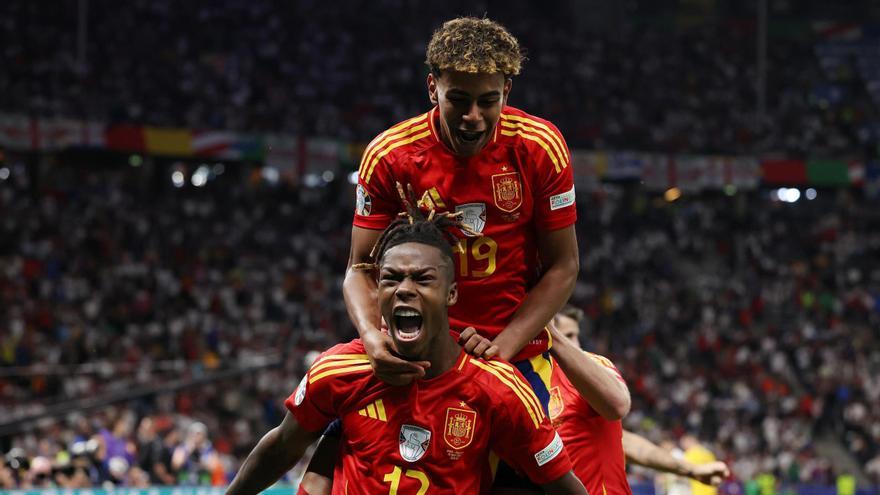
left=351, top=183, right=481, bottom=273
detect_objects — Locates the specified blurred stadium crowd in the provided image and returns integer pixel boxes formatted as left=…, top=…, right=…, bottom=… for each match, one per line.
left=1, top=163, right=879, bottom=488
left=2, top=0, right=880, bottom=490
left=1, top=0, right=877, bottom=156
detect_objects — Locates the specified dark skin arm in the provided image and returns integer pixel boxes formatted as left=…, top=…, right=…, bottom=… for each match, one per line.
left=226, top=413, right=321, bottom=495
left=343, top=226, right=431, bottom=385
left=541, top=472, right=590, bottom=495
left=491, top=225, right=579, bottom=361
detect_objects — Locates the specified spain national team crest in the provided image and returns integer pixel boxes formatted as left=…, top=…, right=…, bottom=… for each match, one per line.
left=399, top=424, right=431, bottom=462
left=548, top=386, right=564, bottom=420
left=491, top=172, right=523, bottom=212
left=455, top=203, right=486, bottom=236
left=443, top=408, right=476, bottom=450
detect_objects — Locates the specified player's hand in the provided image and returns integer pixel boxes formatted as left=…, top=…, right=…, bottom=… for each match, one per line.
left=458, top=327, right=499, bottom=359
left=688, top=461, right=730, bottom=486
left=362, top=329, right=430, bottom=386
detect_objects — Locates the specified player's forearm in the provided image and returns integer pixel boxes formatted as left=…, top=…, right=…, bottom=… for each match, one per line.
left=226, top=426, right=305, bottom=495
left=541, top=472, right=589, bottom=495
left=342, top=267, right=381, bottom=338
left=550, top=326, right=630, bottom=420
left=492, top=261, right=577, bottom=360
left=622, top=431, right=689, bottom=476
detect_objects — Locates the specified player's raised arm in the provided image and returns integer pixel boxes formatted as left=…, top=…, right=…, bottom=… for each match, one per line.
left=622, top=431, right=730, bottom=486
left=547, top=317, right=631, bottom=420
left=226, top=412, right=320, bottom=495
left=492, top=225, right=579, bottom=360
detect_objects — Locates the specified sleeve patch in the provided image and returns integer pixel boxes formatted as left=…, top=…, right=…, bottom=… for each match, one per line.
left=535, top=432, right=564, bottom=466
left=356, top=184, right=372, bottom=216
left=549, top=186, right=576, bottom=211
left=293, top=375, right=308, bottom=406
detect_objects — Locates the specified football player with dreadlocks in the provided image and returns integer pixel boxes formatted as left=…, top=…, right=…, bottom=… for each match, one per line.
left=302, top=16, right=580, bottom=494
left=227, top=203, right=586, bottom=495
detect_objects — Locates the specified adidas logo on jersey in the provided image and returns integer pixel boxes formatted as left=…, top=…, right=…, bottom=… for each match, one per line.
left=357, top=399, right=387, bottom=422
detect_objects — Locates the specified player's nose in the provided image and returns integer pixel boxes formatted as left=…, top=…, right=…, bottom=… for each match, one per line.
left=395, top=278, right=417, bottom=300
left=461, top=102, right=482, bottom=124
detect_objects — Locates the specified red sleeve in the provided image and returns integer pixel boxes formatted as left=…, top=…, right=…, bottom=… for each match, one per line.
left=586, top=352, right=628, bottom=386
left=529, top=121, right=576, bottom=231
left=490, top=366, right=573, bottom=484
left=353, top=138, right=402, bottom=230
left=283, top=342, right=370, bottom=433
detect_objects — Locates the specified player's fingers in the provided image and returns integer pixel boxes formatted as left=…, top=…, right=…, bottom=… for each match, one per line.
left=460, top=335, right=485, bottom=355
left=473, top=340, right=491, bottom=357
left=483, top=345, right=500, bottom=359
left=458, top=327, right=477, bottom=343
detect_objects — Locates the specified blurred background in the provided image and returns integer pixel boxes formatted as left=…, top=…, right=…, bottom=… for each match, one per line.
left=1, top=0, right=880, bottom=493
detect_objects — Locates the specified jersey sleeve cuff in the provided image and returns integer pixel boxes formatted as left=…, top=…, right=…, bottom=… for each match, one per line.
left=536, top=212, right=577, bottom=232
left=283, top=396, right=332, bottom=433
left=353, top=215, right=394, bottom=230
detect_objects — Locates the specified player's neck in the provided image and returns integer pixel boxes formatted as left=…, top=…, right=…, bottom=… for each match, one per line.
left=422, top=334, right=462, bottom=380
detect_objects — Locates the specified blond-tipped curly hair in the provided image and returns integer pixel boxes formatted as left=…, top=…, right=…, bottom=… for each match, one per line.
left=426, top=17, right=525, bottom=78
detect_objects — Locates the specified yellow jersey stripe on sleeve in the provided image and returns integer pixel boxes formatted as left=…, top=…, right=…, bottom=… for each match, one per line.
left=358, top=114, right=427, bottom=176
left=484, top=360, right=546, bottom=422
left=309, top=363, right=373, bottom=384
left=500, top=120, right=568, bottom=170
left=501, top=114, right=569, bottom=161
left=364, top=129, right=432, bottom=183
left=310, top=357, right=371, bottom=375
left=499, top=129, right=562, bottom=173
left=469, top=359, right=541, bottom=429
left=358, top=116, right=429, bottom=179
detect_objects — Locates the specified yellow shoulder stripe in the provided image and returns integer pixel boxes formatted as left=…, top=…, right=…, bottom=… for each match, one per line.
left=500, top=129, right=562, bottom=173
left=363, top=129, right=432, bottom=183
left=484, top=361, right=545, bottom=422
left=501, top=114, right=569, bottom=161
left=358, top=114, right=429, bottom=178
left=315, top=353, right=370, bottom=362
left=499, top=120, right=569, bottom=172
left=469, top=359, right=541, bottom=429
left=309, top=363, right=373, bottom=384
left=310, top=357, right=371, bottom=375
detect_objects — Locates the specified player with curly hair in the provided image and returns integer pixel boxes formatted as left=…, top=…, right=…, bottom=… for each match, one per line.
left=299, top=16, right=580, bottom=493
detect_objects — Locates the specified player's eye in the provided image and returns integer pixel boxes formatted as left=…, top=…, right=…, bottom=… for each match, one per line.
left=479, top=98, right=499, bottom=107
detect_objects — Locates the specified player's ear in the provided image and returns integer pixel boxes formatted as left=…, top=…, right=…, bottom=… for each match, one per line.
left=427, top=73, right=439, bottom=106
left=446, top=281, right=458, bottom=306
left=502, top=78, right=512, bottom=106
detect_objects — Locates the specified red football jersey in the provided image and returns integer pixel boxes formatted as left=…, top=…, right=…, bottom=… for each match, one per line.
left=286, top=340, right=573, bottom=495
left=548, top=353, right=632, bottom=495
left=353, top=106, right=577, bottom=361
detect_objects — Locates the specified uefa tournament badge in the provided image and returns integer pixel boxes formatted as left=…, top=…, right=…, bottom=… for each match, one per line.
left=399, top=424, right=431, bottom=462
left=454, top=203, right=486, bottom=237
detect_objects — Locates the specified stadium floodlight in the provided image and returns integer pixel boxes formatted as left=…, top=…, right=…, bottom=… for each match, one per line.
left=171, top=170, right=185, bottom=188
left=785, top=188, right=800, bottom=202
left=192, top=166, right=210, bottom=187
left=262, top=166, right=280, bottom=184
left=664, top=187, right=681, bottom=202
left=806, top=188, right=817, bottom=200
left=348, top=171, right=359, bottom=185
left=322, top=171, right=335, bottom=182
left=0, top=167, right=9, bottom=180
